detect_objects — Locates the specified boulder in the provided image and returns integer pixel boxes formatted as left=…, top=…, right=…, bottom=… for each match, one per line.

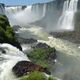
left=32, top=43, right=50, bottom=49
left=30, top=43, right=57, bottom=63
left=12, top=25, right=21, bottom=31
left=17, top=37, right=37, bottom=44
left=12, top=61, right=51, bottom=77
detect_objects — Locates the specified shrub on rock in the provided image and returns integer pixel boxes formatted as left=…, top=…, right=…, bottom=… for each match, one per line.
left=0, top=14, right=22, bottom=50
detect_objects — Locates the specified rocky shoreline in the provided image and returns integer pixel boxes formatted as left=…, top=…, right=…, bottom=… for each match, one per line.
left=50, top=31, right=80, bottom=44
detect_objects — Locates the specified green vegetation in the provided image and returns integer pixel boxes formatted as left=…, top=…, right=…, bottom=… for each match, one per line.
left=20, top=71, right=56, bottom=80
left=27, top=47, right=56, bottom=68
left=0, top=14, right=15, bottom=42
left=20, top=71, right=46, bottom=80
left=0, top=14, right=22, bottom=50
left=48, top=77, right=56, bottom=80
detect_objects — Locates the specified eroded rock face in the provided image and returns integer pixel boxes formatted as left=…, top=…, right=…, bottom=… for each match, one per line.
left=12, top=25, right=21, bottom=31
left=12, top=61, right=51, bottom=77
left=0, top=3, right=5, bottom=15
left=17, top=37, right=37, bottom=44
left=0, top=15, right=22, bottom=51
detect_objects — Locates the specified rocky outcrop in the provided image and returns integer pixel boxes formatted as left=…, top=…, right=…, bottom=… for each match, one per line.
left=12, top=61, right=51, bottom=77
left=28, top=43, right=57, bottom=68
left=16, top=37, right=37, bottom=44
left=0, top=15, right=22, bottom=50
left=78, top=0, right=80, bottom=9
left=50, top=31, right=80, bottom=44
left=32, top=43, right=57, bottom=61
left=32, top=43, right=50, bottom=49
left=12, top=25, right=21, bottom=31
left=0, top=3, right=5, bottom=14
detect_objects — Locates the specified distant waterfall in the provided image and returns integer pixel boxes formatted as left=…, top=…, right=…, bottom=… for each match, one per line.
left=5, top=4, right=46, bottom=26
left=42, top=4, right=47, bottom=17
left=32, top=3, right=46, bottom=18
left=57, top=0, right=79, bottom=31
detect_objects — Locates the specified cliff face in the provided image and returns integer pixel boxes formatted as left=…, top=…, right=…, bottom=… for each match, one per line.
left=31, top=0, right=66, bottom=31
left=31, top=0, right=80, bottom=31
left=0, top=3, right=5, bottom=15
left=0, top=14, right=22, bottom=50
left=78, top=0, right=80, bottom=9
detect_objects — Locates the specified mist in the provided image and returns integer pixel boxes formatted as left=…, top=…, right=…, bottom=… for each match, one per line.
left=5, top=5, right=46, bottom=27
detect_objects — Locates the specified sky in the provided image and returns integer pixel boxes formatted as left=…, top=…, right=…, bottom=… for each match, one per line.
left=0, top=0, right=53, bottom=5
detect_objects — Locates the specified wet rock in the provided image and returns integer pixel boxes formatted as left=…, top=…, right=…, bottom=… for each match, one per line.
left=12, top=61, right=51, bottom=77
left=32, top=43, right=50, bottom=49
left=30, top=43, right=57, bottom=64
left=12, top=25, right=21, bottom=31
left=0, top=47, right=6, bottom=54
left=0, top=15, right=22, bottom=51
left=50, top=31, right=80, bottom=44
left=17, top=37, right=37, bottom=44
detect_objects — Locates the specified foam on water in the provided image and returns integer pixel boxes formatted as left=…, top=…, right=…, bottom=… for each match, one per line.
left=0, top=43, right=30, bottom=80
left=38, top=36, right=80, bottom=80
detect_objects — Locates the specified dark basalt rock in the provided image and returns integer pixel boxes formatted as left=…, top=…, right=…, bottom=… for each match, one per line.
left=50, top=31, right=80, bottom=44
left=12, top=25, right=21, bottom=31
left=32, top=43, right=50, bottom=49
left=12, top=61, right=51, bottom=77
left=22, top=6, right=27, bottom=10
left=31, top=43, right=57, bottom=63
left=17, top=37, right=37, bottom=44
left=0, top=47, right=6, bottom=54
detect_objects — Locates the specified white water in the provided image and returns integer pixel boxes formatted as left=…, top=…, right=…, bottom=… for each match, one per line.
left=0, top=1, right=80, bottom=80
left=38, top=36, right=80, bottom=80
left=57, top=0, right=78, bottom=31
left=17, top=26, right=80, bottom=80
left=16, top=25, right=49, bottom=40
left=0, top=43, right=30, bottom=80
left=5, top=4, right=46, bottom=27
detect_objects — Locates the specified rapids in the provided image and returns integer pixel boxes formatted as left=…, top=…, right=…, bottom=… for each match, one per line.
left=0, top=43, right=30, bottom=80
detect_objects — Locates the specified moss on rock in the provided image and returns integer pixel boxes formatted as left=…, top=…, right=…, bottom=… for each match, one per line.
left=0, top=14, right=22, bottom=50
left=28, top=43, right=56, bottom=68
left=20, top=71, right=56, bottom=80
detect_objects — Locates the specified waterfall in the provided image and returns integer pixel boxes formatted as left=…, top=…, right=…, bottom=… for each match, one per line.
left=42, top=4, right=47, bottom=17
left=57, top=0, right=78, bottom=31
left=5, top=6, right=23, bottom=13
left=0, top=43, right=30, bottom=80
left=5, top=4, right=46, bottom=27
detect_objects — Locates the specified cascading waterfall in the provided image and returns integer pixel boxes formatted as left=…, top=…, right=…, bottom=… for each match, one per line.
left=57, top=0, right=78, bottom=31
left=0, top=43, right=30, bottom=80
left=5, top=4, right=46, bottom=27
left=32, top=3, right=46, bottom=19
left=42, top=4, right=47, bottom=17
